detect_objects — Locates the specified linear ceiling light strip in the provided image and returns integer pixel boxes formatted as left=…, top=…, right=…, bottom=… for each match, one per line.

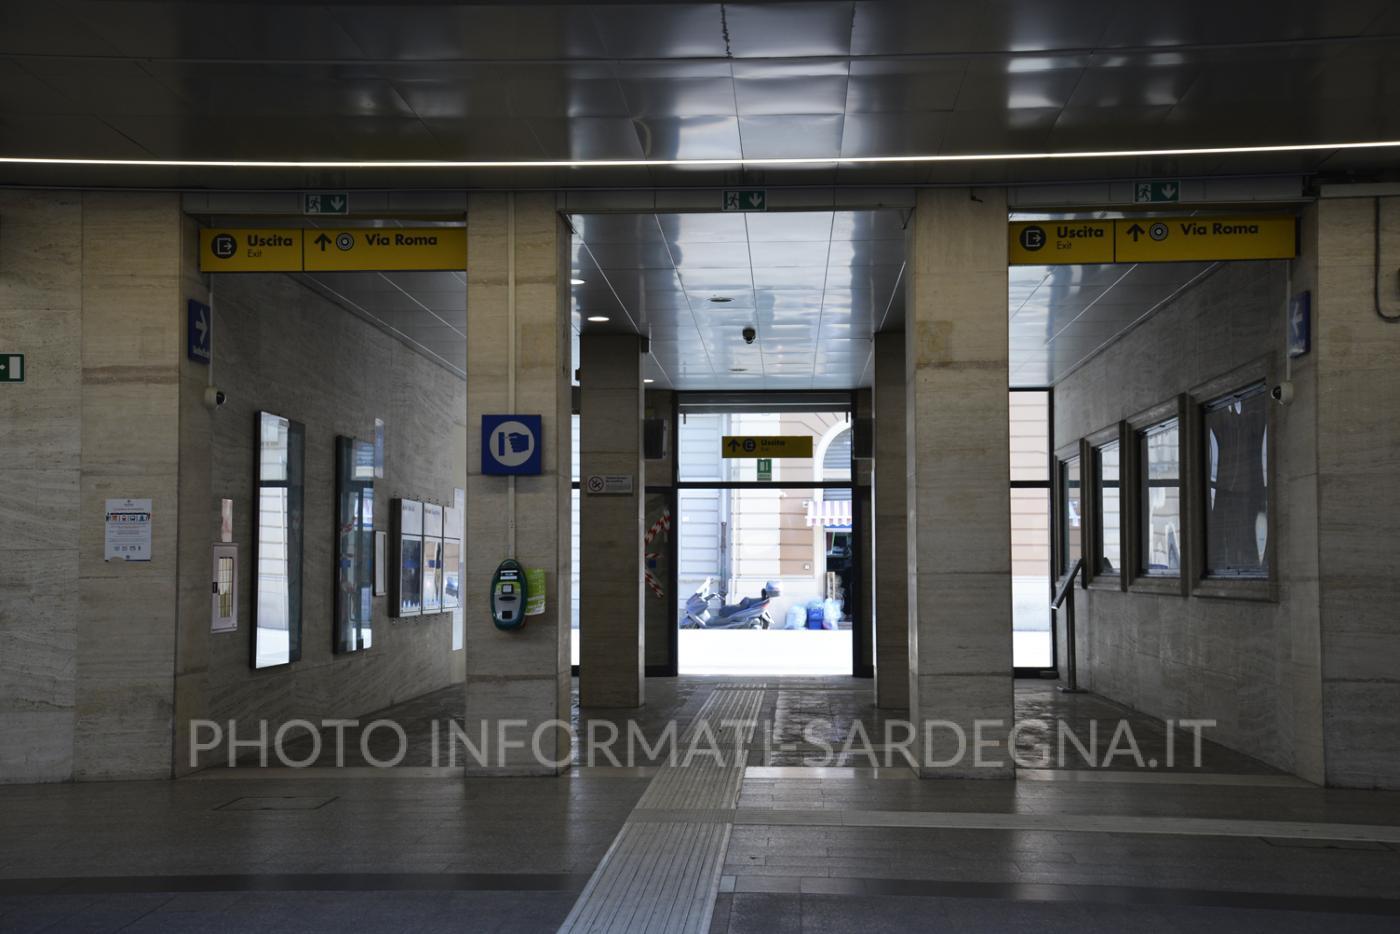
left=3, top=139, right=1400, bottom=170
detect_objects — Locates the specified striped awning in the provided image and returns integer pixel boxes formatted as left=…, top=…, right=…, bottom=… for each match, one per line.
left=805, top=499, right=853, bottom=530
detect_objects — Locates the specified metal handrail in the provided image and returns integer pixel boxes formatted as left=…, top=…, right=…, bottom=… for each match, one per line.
left=1052, top=557, right=1085, bottom=610
left=1051, top=558, right=1086, bottom=693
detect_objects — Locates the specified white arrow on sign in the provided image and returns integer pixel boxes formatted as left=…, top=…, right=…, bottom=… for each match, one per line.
left=1161, top=183, right=1177, bottom=199
left=748, top=192, right=763, bottom=208
left=330, top=195, right=346, bottom=211
left=195, top=307, right=209, bottom=347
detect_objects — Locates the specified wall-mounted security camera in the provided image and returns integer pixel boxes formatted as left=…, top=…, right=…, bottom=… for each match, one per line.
left=742, top=326, right=757, bottom=345
left=203, top=386, right=227, bottom=410
left=1271, top=381, right=1294, bottom=406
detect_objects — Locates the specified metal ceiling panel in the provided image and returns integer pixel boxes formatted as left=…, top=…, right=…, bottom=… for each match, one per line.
left=851, top=0, right=1117, bottom=55
left=725, top=2, right=856, bottom=58
left=633, top=115, right=744, bottom=160
left=574, top=209, right=906, bottom=390
left=739, top=115, right=844, bottom=159
left=334, top=4, right=608, bottom=61
left=3, top=1, right=1398, bottom=189
left=588, top=4, right=728, bottom=59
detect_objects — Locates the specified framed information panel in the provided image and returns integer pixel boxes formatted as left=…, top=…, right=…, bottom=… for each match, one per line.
left=391, top=499, right=423, bottom=618
left=443, top=500, right=462, bottom=611
left=422, top=502, right=444, bottom=614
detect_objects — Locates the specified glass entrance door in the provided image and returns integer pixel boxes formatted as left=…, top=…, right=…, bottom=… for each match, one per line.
left=674, top=394, right=860, bottom=676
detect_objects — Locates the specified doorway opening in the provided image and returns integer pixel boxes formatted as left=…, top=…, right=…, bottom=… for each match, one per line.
left=673, top=393, right=859, bottom=676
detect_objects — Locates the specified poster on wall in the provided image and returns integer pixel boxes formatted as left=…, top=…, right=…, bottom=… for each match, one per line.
left=211, top=543, right=238, bottom=633
left=104, top=498, right=152, bottom=561
left=373, top=417, right=386, bottom=479
left=422, top=502, right=444, bottom=614
left=443, top=500, right=461, bottom=612
left=392, top=499, right=423, bottom=618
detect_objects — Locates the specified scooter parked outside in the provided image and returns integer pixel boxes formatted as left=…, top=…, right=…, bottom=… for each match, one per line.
left=681, top=578, right=781, bottom=630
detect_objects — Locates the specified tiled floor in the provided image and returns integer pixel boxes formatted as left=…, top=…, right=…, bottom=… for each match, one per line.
left=5, top=677, right=1400, bottom=932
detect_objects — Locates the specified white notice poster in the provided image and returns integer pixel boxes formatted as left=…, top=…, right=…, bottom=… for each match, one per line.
left=104, top=498, right=153, bottom=561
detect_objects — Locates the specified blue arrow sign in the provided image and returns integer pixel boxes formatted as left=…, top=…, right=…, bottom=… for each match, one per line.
left=187, top=299, right=211, bottom=364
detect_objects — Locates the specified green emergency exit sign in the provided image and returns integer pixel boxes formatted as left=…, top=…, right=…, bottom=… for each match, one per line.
left=757, top=458, right=772, bottom=482
left=723, top=189, right=766, bottom=212
left=304, top=192, right=349, bottom=215
left=0, top=354, right=23, bottom=382
left=1134, top=181, right=1180, bottom=203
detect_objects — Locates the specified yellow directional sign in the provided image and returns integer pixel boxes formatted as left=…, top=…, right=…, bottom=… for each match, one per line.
left=721, top=436, right=814, bottom=459
left=199, top=227, right=467, bottom=272
left=303, top=227, right=467, bottom=272
left=1009, top=216, right=1297, bottom=265
left=200, top=229, right=303, bottom=272
left=1009, top=221, right=1114, bottom=265
left=1114, top=216, right=1296, bottom=263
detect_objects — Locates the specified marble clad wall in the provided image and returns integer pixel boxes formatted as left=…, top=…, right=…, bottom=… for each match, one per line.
left=463, top=192, right=573, bottom=773
left=904, top=188, right=1015, bottom=777
left=579, top=333, right=644, bottom=708
left=0, top=192, right=85, bottom=782
left=872, top=329, right=909, bottom=709
left=1311, top=197, right=1400, bottom=789
left=0, top=191, right=184, bottom=782
left=1, top=192, right=467, bottom=782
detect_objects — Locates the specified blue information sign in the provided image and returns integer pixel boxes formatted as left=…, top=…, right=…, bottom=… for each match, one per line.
left=187, top=299, right=211, bottom=364
left=482, top=414, right=543, bottom=476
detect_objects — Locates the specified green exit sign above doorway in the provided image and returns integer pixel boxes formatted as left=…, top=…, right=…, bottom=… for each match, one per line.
left=1134, top=181, right=1180, bottom=203
left=304, top=192, right=349, bottom=215
left=723, top=189, right=766, bottom=212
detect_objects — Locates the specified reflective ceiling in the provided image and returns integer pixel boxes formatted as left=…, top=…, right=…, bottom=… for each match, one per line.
left=300, top=270, right=467, bottom=377
left=3, top=1, right=1400, bottom=188
left=1008, top=260, right=1218, bottom=386
left=570, top=210, right=904, bottom=389
left=200, top=210, right=1256, bottom=390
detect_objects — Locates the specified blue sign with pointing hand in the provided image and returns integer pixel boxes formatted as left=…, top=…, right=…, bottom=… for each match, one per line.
left=482, top=414, right=542, bottom=475
left=187, top=299, right=211, bottom=364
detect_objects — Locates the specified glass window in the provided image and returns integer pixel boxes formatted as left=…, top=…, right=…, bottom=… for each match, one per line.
left=1011, top=488, right=1052, bottom=668
left=1139, top=419, right=1181, bottom=576
left=254, top=412, right=304, bottom=669
left=1204, top=384, right=1269, bottom=578
left=1094, top=441, right=1121, bottom=577
left=676, top=409, right=850, bottom=482
left=1058, top=455, right=1082, bottom=576
left=1009, top=390, right=1049, bottom=482
left=676, top=487, right=850, bottom=675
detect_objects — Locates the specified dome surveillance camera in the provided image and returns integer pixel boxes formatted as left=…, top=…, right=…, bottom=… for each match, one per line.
left=203, top=386, right=227, bottom=410
left=742, top=326, right=757, bottom=345
left=1271, top=382, right=1294, bottom=406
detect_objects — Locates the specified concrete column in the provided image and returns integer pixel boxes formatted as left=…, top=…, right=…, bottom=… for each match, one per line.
left=872, top=329, right=909, bottom=709
left=905, top=187, right=1014, bottom=778
left=578, top=333, right=645, bottom=708
left=464, top=192, right=572, bottom=774
left=1308, top=195, right=1400, bottom=788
